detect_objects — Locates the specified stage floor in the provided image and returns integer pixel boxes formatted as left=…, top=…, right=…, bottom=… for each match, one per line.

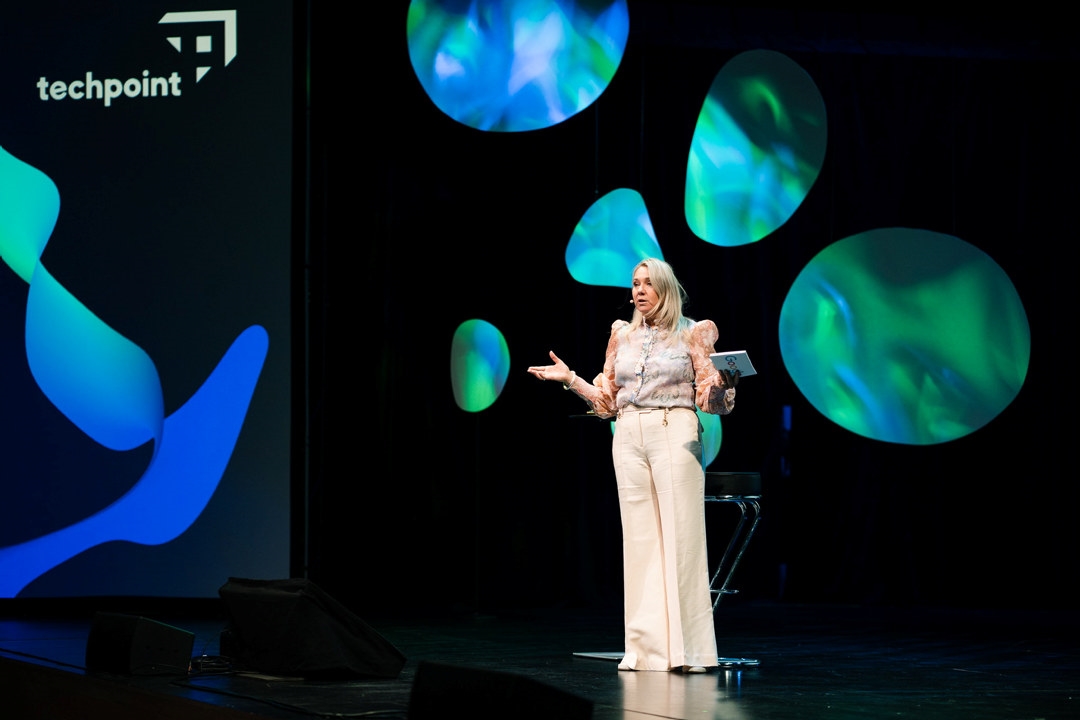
left=2, top=600, right=1078, bottom=719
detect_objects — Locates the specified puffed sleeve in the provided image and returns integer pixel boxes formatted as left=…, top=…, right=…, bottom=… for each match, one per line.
left=567, top=320, right=625, bottom=419
left=689, top=320, right=735, bottom=415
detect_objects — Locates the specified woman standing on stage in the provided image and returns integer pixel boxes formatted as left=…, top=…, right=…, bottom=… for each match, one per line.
left=528, top=257, right=738, bottom=672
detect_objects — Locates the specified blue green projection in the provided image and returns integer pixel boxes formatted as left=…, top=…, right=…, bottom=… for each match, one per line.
left=451, top=319, right=511, bottom=411
left=0, top=145, right=268, bottom=597
left=685, top=49, right=827, bottom=247
left=779, top=228, right=1029, bottom=445
left=406, top=0, right=629, bottom=132
left=698, top=409, right=722, bottom=468
left=565, top=188, right=663, bottom=287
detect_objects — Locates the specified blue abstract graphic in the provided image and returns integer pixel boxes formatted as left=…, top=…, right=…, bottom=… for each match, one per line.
left=0, top=146, right=268, bottom=597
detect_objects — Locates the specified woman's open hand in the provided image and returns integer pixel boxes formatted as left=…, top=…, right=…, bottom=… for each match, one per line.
left=527, top=350, right=572, bottom=385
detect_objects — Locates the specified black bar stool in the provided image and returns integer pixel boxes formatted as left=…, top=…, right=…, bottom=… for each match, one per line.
left=705, top=471, right=762, bottom=668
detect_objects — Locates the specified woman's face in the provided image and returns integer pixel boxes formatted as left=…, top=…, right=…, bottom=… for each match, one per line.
left=632, top=265, right=659, bottom=318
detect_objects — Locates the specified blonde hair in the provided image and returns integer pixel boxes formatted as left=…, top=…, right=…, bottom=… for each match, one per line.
left=627, top=258, right=693, bottom=335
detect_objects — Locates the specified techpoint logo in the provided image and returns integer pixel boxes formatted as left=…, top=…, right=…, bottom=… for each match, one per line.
left=159, top=10, right=238, bottom=83
left=35, top=9, right=237, bottom=108
left=36, top=71, right=183, bottom=107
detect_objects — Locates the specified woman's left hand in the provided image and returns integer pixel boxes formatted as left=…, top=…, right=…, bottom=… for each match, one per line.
left=721, top=369, right=740, bottom=388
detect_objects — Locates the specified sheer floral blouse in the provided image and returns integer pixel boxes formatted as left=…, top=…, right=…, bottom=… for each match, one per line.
left=570, top=319, right=736, bottom=419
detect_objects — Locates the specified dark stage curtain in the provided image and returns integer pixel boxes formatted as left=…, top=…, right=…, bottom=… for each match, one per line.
left=303, top=5, right=1075, bottom=615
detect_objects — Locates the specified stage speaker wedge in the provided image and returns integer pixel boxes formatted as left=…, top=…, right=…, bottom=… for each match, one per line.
left=218, top=577, right=406, bottom=679
left=85, top=612, right=194, bottom=676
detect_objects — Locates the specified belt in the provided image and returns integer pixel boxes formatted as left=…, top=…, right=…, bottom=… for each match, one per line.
left=617, top=404, right=690, bottom=425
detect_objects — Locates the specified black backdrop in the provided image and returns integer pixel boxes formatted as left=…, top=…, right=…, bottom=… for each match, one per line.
left=302, top=3, right=1076, bottom=616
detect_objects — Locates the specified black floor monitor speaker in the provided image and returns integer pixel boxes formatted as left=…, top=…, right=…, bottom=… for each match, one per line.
left=85, top=612, right=195, bottom=676
left=218, top=577, right=406, bottom=679
left=408, top=661, right=594, bottom=720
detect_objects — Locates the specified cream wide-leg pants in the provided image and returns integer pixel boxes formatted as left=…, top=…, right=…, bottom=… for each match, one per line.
left=613, top=405, right=718, bottom=671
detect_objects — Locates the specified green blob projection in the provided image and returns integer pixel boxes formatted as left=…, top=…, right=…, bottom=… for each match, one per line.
left=698, top=408, right=723, bottom=468
left=779, top=229, right=1030, bottom=445
left=565, top=188, right=663, bottom=287
left=451, top=319, right=511, bottom=412
left=685, top=49, right=827, bottom=247
left=406, top=0, right=629, bottom=132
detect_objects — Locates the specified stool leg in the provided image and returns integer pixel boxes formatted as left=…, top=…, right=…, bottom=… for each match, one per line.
left=710, top=500, right=762, bottom=611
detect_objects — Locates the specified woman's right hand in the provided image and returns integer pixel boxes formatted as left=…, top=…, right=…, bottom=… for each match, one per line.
left=527, top=350, right=572, bottom=385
